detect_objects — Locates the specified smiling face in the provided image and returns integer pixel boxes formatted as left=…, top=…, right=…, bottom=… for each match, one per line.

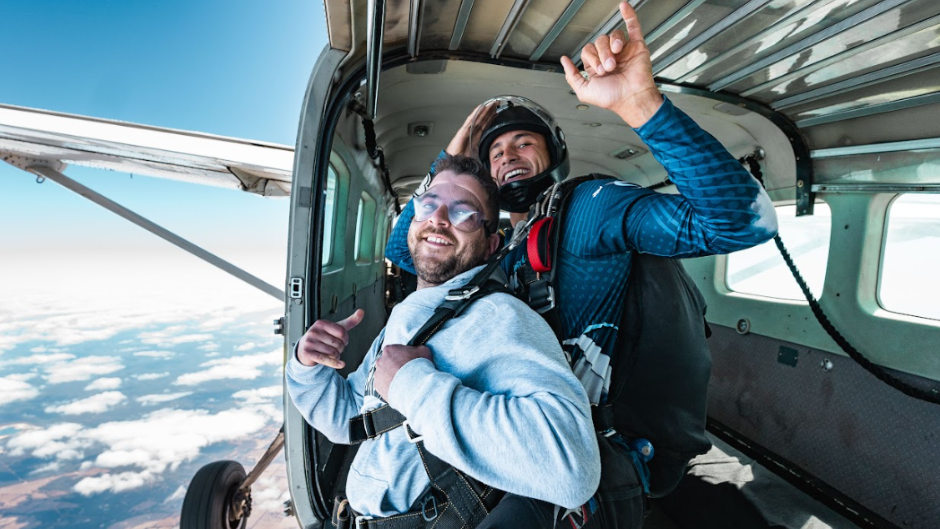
left=407, top=170, right=500, bottom=288
left=486, top=130, right=552, bottom=187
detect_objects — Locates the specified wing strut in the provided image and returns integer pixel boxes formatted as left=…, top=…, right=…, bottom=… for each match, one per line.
left=6, top=157, right=284, bottom=301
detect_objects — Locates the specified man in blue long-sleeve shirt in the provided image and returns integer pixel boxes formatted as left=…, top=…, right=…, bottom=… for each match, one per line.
left=385, top=3, right=778, bottom=527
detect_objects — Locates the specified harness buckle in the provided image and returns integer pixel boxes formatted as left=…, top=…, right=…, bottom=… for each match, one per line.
left=445, top=285, right=479, bottom=301
left=354, top=515, right=374, bottom=529
left=402, top=421, right=424, bottom=444
left=361, top=412, right=377, bottom=438
left=421, top=495, right=439, bottom=522
left=527, top=279, right=555, bottom=314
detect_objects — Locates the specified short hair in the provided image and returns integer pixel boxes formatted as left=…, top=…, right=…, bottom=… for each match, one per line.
left=431, top=154, right=499, bottom=234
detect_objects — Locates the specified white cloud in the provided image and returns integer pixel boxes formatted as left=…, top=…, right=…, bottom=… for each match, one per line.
left=89, top=407, right=271, bottom=471
left=233, top=385, right=281, bottom=405
left=250, top=473, right=291, bottom=513
left=132, top=350, right=175, bottom=359
left=74, top=471, right=156, bottom=495
left=5, top=405, right=277, bottom=497
left=44, top=355, right=124, bottom=384
left=85, top=377, right=122, bottom=391
left=198, top=314, right=242, bottom=331
left=135, top=372, right=169, bottom=381
left=165, top=485, right=187, bottom=503
left=45, top=391, right=127, bottom=415
left=175, top=350, right=280, bottom=386
left=31, top=461, right=63, bottom=475
left=8, top=352, right=74, bottom=365
left=6, top=423, right=89, bottom=459
left=0, top=252, right=282, bottom=355
left=136, top=392, right=192, bottom=405
left=0, top=374, right=40, bottom=406
left=139, top=327, right=214, bottom=347
left=95, top=448, right=153, bottom=468
left=235, top=342, right=258, bottom=351
left=73, top=407, right=273, bottom=496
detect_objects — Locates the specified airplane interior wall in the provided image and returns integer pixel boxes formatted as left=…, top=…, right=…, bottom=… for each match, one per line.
left=705, top=325, right=939, bottom=528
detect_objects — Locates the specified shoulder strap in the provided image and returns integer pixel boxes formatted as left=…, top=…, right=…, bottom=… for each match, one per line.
left=347, top=262, right=509, bottom=444
left=519, top=174, right=608, bottom=336
left=408, top=275, right=509, bottom=347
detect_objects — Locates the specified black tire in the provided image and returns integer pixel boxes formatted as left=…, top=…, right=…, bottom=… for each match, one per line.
left=181, top=460, right=249, bottom=529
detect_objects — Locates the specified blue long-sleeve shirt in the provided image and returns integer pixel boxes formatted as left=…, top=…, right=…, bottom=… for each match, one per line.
left=386, top=97, right=777, bottom=404
left=286, top=266, right=600, bottom=517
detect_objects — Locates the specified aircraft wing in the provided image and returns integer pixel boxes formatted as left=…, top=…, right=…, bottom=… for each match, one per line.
left=0, top=103, right=293, bottom=196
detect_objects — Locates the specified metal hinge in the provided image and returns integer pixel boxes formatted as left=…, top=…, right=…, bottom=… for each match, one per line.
left=273, top=317, right=285, bottom=335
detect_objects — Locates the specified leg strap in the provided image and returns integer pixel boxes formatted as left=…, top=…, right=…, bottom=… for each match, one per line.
left=410, top=424, right=495, bottom=528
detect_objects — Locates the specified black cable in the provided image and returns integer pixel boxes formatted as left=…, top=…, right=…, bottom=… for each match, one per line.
left=349, top=100, right=401, bottom=214
left=774, top=234, right=940, bottom=404
left=360, top=117, right=401, bottom=214
left=734, top=155, right=939, bottom=405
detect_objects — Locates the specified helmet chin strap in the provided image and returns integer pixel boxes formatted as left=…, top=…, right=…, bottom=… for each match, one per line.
left=498, top=173, right=554, bottom=212
left=497, top=158, right=570, bottom=212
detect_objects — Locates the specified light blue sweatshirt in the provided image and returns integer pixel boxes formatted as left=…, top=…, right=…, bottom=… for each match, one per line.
left=286, top=265, right=600, bottom=517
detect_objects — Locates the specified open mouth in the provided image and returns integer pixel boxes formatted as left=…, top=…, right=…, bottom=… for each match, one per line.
left=423, top=234, right=454, bottom=247
left=502, top=168, right=529, bottom=185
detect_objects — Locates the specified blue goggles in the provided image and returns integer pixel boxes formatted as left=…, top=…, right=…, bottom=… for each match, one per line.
left=413, top=183, right=489, bottom=233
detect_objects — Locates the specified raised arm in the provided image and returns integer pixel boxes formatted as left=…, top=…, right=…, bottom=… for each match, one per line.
left=559, top=1, right=776, bottom=256
left=627, top=98, right=777, bottom=254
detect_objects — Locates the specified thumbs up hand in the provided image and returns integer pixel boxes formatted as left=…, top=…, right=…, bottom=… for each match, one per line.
left=296, top=309, right=365, bottom=368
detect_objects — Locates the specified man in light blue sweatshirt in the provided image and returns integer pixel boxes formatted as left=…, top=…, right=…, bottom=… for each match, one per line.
left=286, top=155, right=600, bottom=527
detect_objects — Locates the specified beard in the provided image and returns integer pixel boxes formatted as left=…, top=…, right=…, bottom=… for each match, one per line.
left=408, top=226, right=489, bottom=286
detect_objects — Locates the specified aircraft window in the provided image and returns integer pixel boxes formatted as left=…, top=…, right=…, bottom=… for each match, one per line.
left=726, top=203, right=831, bottom=301
left=354, top=191, right=377, bottom=263
left=373, top=218, right=386, bottom=263
left=879, top=194, right=940, bottom=321
left=323, top=166, right=338, bottom=266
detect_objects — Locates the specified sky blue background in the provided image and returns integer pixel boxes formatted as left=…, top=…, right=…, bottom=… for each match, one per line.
left=0, top=3, right=330, bottom=527
left=0, top=0, right=328, bottom=254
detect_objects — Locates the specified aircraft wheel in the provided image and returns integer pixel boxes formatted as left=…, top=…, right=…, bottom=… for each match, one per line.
left=181, top=460, right=251, bottom=529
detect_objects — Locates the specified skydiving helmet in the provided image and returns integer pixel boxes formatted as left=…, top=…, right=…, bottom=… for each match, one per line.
left=471, top=96, right=569, bottom=212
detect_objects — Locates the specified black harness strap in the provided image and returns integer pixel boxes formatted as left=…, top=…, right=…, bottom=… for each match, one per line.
left=410, top=422, right=492, bottom=527
left=347, top=404, right=407, bottom=443
left=516, top=175, right=607, bottom=336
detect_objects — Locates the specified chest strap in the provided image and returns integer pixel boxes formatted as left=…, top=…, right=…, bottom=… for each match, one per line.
left=348, top=404, right=406, bottom=443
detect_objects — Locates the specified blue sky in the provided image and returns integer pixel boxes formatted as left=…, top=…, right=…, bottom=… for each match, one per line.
left=0, top=0, right=327, bottom=256
left=0, top=3, right=329, bottom=526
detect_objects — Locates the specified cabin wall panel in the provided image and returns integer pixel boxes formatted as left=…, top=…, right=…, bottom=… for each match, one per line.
left=804, top=101, right=940, bottom=149
left=686, top=207, right=940, bottom=380
left=543, top=0, right=621, bottom=61
left=503, top=0, right=571, bottom=58
left=706, top=324, right=940, bottom=528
